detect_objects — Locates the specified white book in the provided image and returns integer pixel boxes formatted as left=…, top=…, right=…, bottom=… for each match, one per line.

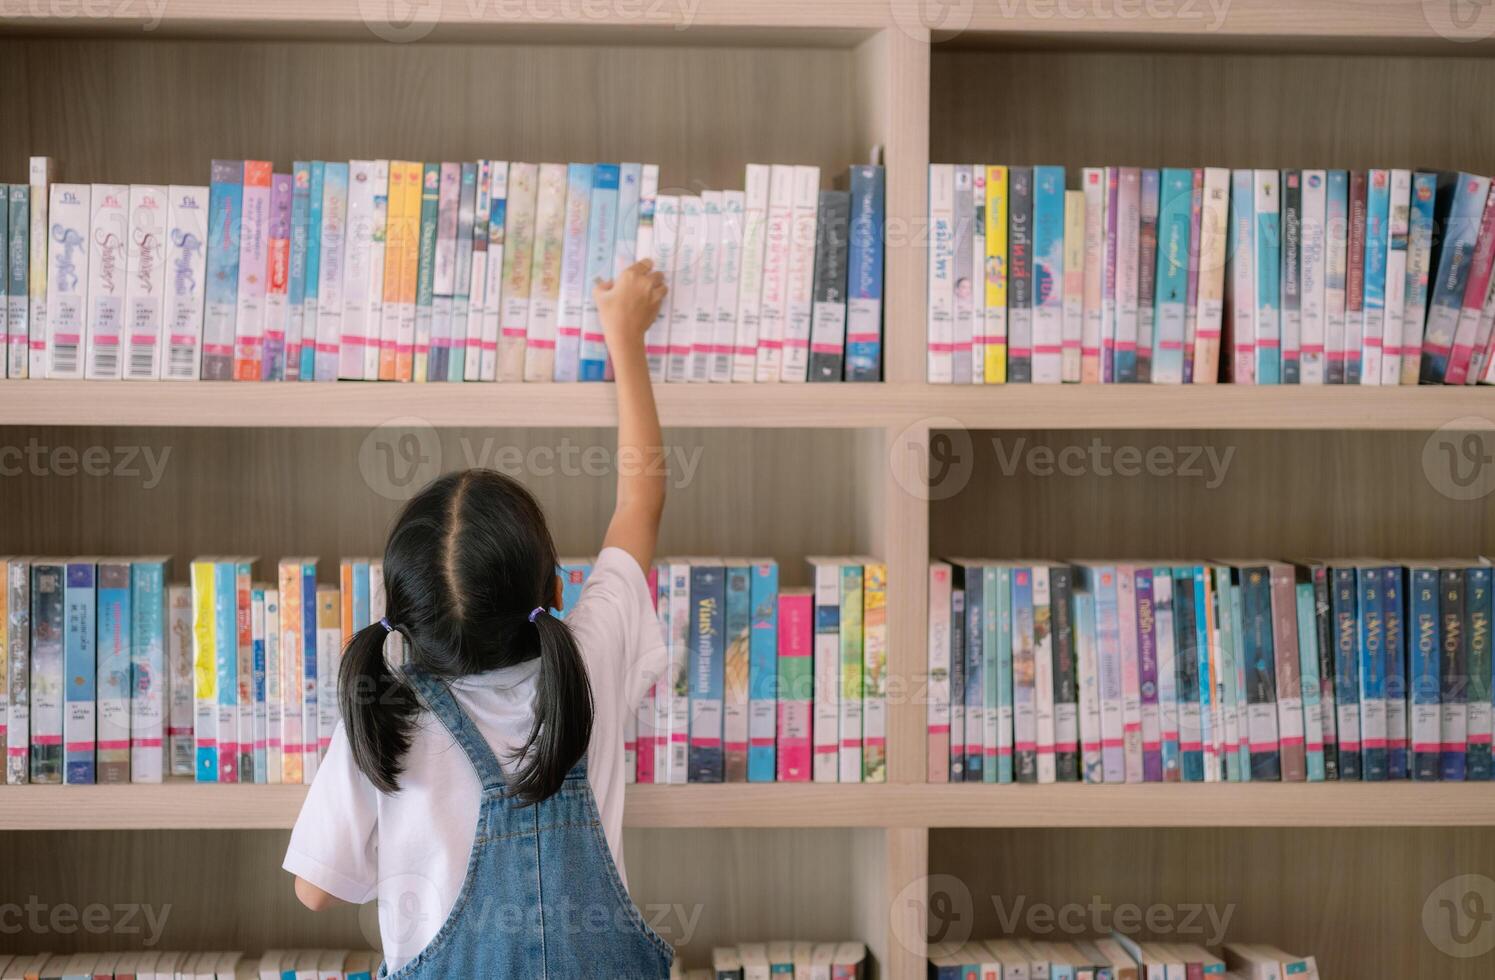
left=83, top=184, right=128, bottom=380
left=123, top=185, right=169, bottom=380
left=950, top=165, right=974, bottom=384
left=315, top=166, right=349, bottom=381
left=1383, top=169, right=1411, bottom=384
left=1253, top=170, right=1281, bottom=373
left=1100, top=167, right=1118, bottom=383
left=1115, top=168, right=1141, bottom=377
left=555, top=165, right=593, bottom=382
left=642, top=194, right=679, bottom=383
left=28, top=156, right=55, bottom=379
left=165, top=584, right=194, bottom=776
left=498, top=161, right=538, bottom=382
left=1194, top=167, right=1230, bottom=383
left=691, top=190, right=722, bottom=382
left=630, top=163, right=658, bottom=271
left=738, top=944, right=769, bottom=980
left=233, top=168, right=270, bottom=380
left=811, top=560, right=841, bottom=782
left=756, top=164, right=795, bottom=381
left=481, top=161, right=508, bottom=381
left=1074, top=590, right=1103, bottom=781
left=780, top=164, right=820, bottom=381
left=972, top=167, right=987, bottom=382
left=1361, top=169, right=1389, bottom=386
left=1062, top=189, right=1085, bottom=383
left=523, top=162, right=567, bottom=382
left=339, top=160, right=378, bottom=379
left=733, top=164, right=771, bottom=382
left=927, top=164, right=955, bottom=383
left=430, top=164, right=460, bottom=379
left=666, top=195, right=702, bottom=383
left=363, top=162, right=389, bottom=379
left=712, top=189, right=745, bottom=382
left=45, top=183, right=90, bottom=379
left=1298, top=170, right=1327, bottom=384
left=666, top=560, right=691, bottom=783
left=614, top=162, right=644, bottom=277
left=1033, top=566, right=1057, bottom=783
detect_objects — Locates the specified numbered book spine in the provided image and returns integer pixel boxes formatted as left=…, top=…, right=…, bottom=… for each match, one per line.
left=1062, top=189, right=1086, bottom=383
left=1239, top=565, right=1280, bottom=779
left=862, top=561, right=888, bottom=782
left=338, top=160, right=377, bottom=380
left=1357, top=565, right=1388, bottom=781
left=364, top=161, right=389, bottom=381
left=7, top=184, right=28, bottom=379
left=412, top=163, right=441, bottom=381
left=1381, top=170, right=1411, bottom=384
left=1008, top=166, right=1035, bottom=382
left=1252, top=170, right=1282, bottom=384
left=777, top=588, right=813, bottom=782
left=1030, top=165, right=1065, bottom=384
left=722, top=563, right=750, bottom=781
left=479, top=161, right=507, bottom=381
left=230, top=162, right=270, bottom=380
left=28, top=157, right=55, bottom=379
left=810, top=559, right=842, bottom=782
left=926, top=563, right=951, bottom=782
left=950, top=166, right=974, bottom=384
left=1380, top=566, right=1407, bottom=780
left=644, top=193, right=679, bottom=382
left=4, top=560, right=27, bottom=783
left=1154, top=169, right=1191, bottom=384
left=1136, top=168, right=1159, bottom=383
left=1298, top=171, right=1327, bottom=383
left=926, top=164, right=955, bottom=383
left=1439, top=567, right=1467, bottom=780
left=748, top=560, right=779, bottom=782
left=396, top=161, right=425, bottom=381
left=1466, top=567, right=1492, bottom=779
left=427, top=162, right=460, bottom=381
left=30, top=562, right=65, bottom=783
left=1226, top=169, right=1256, bottom=382
left=63, top=560, right=97, bottom=784
left=1408, top=566, right=1441, bottom=780
left=85, top=183, right=129, bottom=380
left=1080, top=167, right=1104, bottom=382
left=690, top=191, right=722, bottom=383
left=780, top=165, right=821, bottom=382
left=1269, top=564, right=1306, bottom=781
left=447, top=162, right=475, bottom=381
left=837, top=561, right=865, bottom=782
left=313, top=162, right=349, bottom=382
left=378, top=164, right=407, bottom=380
left=44, top=183, right=90, bottom=379
left=260, top=173, right=292, bottom=380
left=522, top=162, right=566, bottom=382
left=201, top=162, right=242, bottom=380
left=1446, top=182, right=1495, bottom=384
left=123, top=185, right=168, bottom=380
left=464, top=161, right=490, bottom=382
left=579, top=163, right=619, bottom=381
left=96, top=560, right=132, bottom=783
left=285, top=162, right=311, bottom=380
left=165, top=584, right=192, bottom=776
left=808, top=190, right=851, bottom=382
left=1279, top=170, right=1302, bottom=383
left=1359, top=169, right=1390, bottom=385
left=555, top=163, right=593, bottom=382
left=843, top=165, right=884, bottom=381
left=1403, top=172, right=1438, bottom=384
left=1330, top=566, right=1362, bottom=779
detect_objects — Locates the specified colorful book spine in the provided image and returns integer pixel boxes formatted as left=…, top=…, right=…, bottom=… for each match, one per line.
left=1344, top=170, right=1367, bottom=382
left=298, top=161, right=325, bottom=380
left=1136, top=168, right=1160, bottom=383
left=447, top=161, right=476, bottom=381
left=665, top=561, right=690, bottom=783
left=1238, top=565, right=1280, bottom=779
left=1012, top=566, right=1037, bottom=781
left=1073, top=585, right=1102, bottom=782
left=927, top=165, right=954, bottom=383
left=0, top=189, right=6, bottom=378
left=711, top=189, right=744, bottom=383
left=201, top=162, right=242, bottom=380
left=376, top=163, right=408, bottom=380
left=260, top=173, right=293, bottom=380
left=190, top=561, right=220, bottom=782
left=1279, top=170, right=1302, bottom=383
left=1226, top=170, right=1256, bottom=382
left=1360, top=169, right=1390, bottom=385
left=83, top=183, right=128, bottom=380
left=264, top=586, right=282, bottom=784
left=26, top=158, right=53, bottom=378
left=1174, top=568, right=1203, bottom=780
left=1033, top=566, right=1057, bottom=783
left=426, top=162, right=460, bottom=380
left=1252, top=170, right=1281, bottom=384
left=777, top=589, right=813, bottom=782
left=234, top=560, right=255, bottom=781
left=1008, top=166, right=1035, bottom=383
left=396, top=161, right=425, bottom=381
left=747, top=560, right=779, bottom=782
left=1409, top=566, right=1441, bottom=780
left=1384, top=566, right=1409, bottom=780
left=961, top=563, right=983, bottom=781
left=1210, top=566, right=1233, bottom=781
left=1295, top=583, right=1325, bottom=780
left=1101, top=167, right=1119, bottom=381
left=732, top=164, right=769, bottom=383
left=210, top=559, right=238, bottom=781
left=1135, top=568, right=1162, bottom=781
left=1447, top=182, right=1495, bottom=384
left=6, top=184, right=27, bottom=379
left=95, top=560, right=132, bottom=783
left=1298, top=170, right=1327, bottom=384
left=1381, top=170, right=1411, bottom=384
left=1303, top=563, right=1339, bottom=778
left=4, top=559, right=28, bottom=783
left=30, top=561, right=65, bottom=783
left=1402, top=172, right=1438, bottom=384
left=927, top=563, right=951, bottom=782
left=285, top=162, right=311, bottom=380
left=1053, top=566, right=1081, bottom=780
left=1111, top=168, right=1141, bottom=382
left=971, top=167, right=985, bottom=382
left=63, top=560, right=97, bottom=784
left=685, top=564, right=725, bottom=782
left=1440, top=567, right=1467, bottom=780
left=1466, top=567, right=1492, bottom=780
left=44, top=183, right=90, bottom=379
left=809, top=190, right=851, bottom=383
left=313, top=162, right=349, bottom=382
left=231, top=162, right=270, bottom=380
left=845, top=164, right=884, bottom=381
left=1193, top=167, right=1229, bottom=383
left=863, top=560, right=888, bottom=783
left=1086, top=566, right=1124, bottom=782
left=1080, top=167, right=1104, bottom=383
left=949, top=581, right=964, bottom=781
left=1153, top=169, right=1191, bottom=384
left=1269, top=564, right=1306, bottom=781
left=1358, top=566, right=1388, bottom=781
left=313, top=586, right=338, bottom=769
left=1116, top=565, right=1144, bottom=781
left=1062, top=189, right=1086, bottom=383
left=1153, top=568, right=1180, bottom=780
left=410, top=163, right=441, bottom=381
left=1030, top=165, right=1065, bottom=384
left=1329, top=567, right=1362, bottom=779
left=251, top=586, right=267, bottom=783
left=555, top=163, right=593, bottom=382
left=983, top=165, right=1011, bottom=384
left=480, top=161, right=507, bottom=381
left=644, top=192, right=679, bottom=382
left=810, top=559, right=841, bottom=782
left=722, top=563, right=751, bottom=781
left=1323, top=170, right=1349, bottom=384
left=165, top=584, right=192, bottom=777
left=364, top=161, right=390, bottom=381
left=579, top=163, right=619, bottom=381
left=522, top=162, right=566, bottom=382
left=301, top=560, right=320, bottom=781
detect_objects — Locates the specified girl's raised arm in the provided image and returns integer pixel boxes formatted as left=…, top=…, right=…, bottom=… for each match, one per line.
left=594, top=260, right=668, bottom=571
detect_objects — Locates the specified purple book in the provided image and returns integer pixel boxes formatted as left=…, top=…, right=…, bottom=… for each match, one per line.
left=1136, top=567, right=1162, bottom=782
left=263, top=173, right=293, bottom=380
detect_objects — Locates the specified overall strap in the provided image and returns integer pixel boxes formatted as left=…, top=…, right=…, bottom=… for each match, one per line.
left=402, top=666, right=508, bottom=794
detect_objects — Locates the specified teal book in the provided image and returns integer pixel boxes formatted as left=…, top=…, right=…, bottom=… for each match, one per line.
left=747, top=560, right=778, bottom=782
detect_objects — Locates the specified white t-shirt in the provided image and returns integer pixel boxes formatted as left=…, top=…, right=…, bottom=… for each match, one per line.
left=283, top=547, right=666, bottom=971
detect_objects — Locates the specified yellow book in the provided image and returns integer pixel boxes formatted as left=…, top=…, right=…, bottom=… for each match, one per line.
left=277, top=559, right=304, bottom=786
left=378, top=165, right=406, bottom=380
left=396, top=161, right=423, bottom=382
left=862, top=560, right=888, bottom=783
left=983, top=165, right=1008, bottom=384
left=190, top=559, right=217, bottom=782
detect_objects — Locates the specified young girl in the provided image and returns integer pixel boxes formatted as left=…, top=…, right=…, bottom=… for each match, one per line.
left=283, top=260, right=674, bottom=979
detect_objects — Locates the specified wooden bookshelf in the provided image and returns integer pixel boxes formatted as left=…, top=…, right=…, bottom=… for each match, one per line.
left=5, top=2, right=1495, bottom=977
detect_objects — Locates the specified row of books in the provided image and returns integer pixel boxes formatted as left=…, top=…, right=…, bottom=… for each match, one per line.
left=695, top=941, right=866, bottom=980
left=927, top=936, right=1318, bottom=980
left=2, top=156, right=883, bottom=384
left=635, top=557, right=889, bottom=783
left=0, top=951, right=381, bottom=980
left=0, top=556, right=389, bottom=786
left=928, top=559, right=1495, bottom=784
left=928, top=164, right=1495, bottom=386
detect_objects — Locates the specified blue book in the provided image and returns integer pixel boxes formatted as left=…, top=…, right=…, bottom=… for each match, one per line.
left=316, top=163, right=350, bottom=381
left=1467, top=565, right=1493, bottom=781
left=63, top=561, right=97, bottom=784
left=130, top=559, right=168, bottom=779
left=723, top=563, right=751, bottom=781
left=252, top=586, right=268, bottom=784
left=1330, top=567, right=1363, bottom=779
left=301, top=560, right=318, bottom=765
left=961, top=562, right=984, bottom=782
left=1214, top=567, right=1243, bottom=782
left=1237, top=565, right=1280, bottom=780
left=300, top=161, right=326, bottom=381
left=203, top=161, right=244, bottom=380
left=579, top=164, right=619, bottom=381
left=747, top=560, right=779, bottom=782
left=1072, top=588, right=1100, bottom=783
left=1196, top=568, right=1219, bottom=780
left=613, top=163, right=642, bottom=273
left=1173, top=568, right=1203, bottom=782
left=1253, top=171, right=1282, bottom=384
left=95, top=561, right=133, bottom=784
left=1358, top=566, right=1388, bottom=781
left=1363, top=171, right=1391, bottom=382
left=1421, top=172, right=1491, bottom=382
left=1031, top=165, right=1066, bottom=382
left=1382, top=565, right=1408, bottom=780
left=555, top=560, right=591, bottom=620
left=1297, top=583, right=1325, bottom=781
left=449, top=162, right=478, bottom=381
left=214, top=560, right=239, bottom=782
left=1091, top=565, right=1124, bottom=783
left=948, top=583, right=964, bottom=782
left=287, top=161, right=312, bottom=380
left=353, top=559, right=371, bottom=631
left=687, top=563, right=726, bottom=782
left=1153, top=168, right=1192, bottom=383
left=1011, top=566, right=1036, bottom=782
left=1441, top=566, right=1468, bottom=781
left=1404, top=172, right=1438, bottom=379
left=1324, top=171, right=1351, bottom=383
left=994, top=565, right=1014, bottom=783
left=1408, top=565, right=1442, bottom=780
left=980, top=565, right=999, bottom=783
left=846, top=164, right=885, bottom=381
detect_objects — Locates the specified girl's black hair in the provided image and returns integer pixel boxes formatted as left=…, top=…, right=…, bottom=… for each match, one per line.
left=339, top=469, right=593, bottom=803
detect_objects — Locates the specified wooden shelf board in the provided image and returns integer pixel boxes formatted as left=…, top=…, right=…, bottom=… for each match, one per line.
left=7, top=781, right=1495, bottom=830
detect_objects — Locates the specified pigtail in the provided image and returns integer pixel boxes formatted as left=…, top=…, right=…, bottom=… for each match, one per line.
left=509, top=611, right=594, bottom=805
left=339, top=621, right=418, bottom=794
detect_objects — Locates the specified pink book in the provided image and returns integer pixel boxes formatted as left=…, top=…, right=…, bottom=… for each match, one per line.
left=776, top=589, right=813, bottom=782
left=1116, top=564, right=1143, bottom=783
left=1445, top=189, right=1495, bottom=384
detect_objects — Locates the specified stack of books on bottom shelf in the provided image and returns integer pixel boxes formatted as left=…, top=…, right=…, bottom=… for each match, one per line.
left=694, top=941, right=866, bottom=979
left=927, top=937, right=1318, bottom=979
left=0, top=950, right=381, bottom=980
left=928, top=557, right=1495, bottom=785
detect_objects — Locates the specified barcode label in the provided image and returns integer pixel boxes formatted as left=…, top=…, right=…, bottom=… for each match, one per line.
left=129, top=344, right=156, bottom=379
left=51, top=344, right=78, bottom=376
left=167, top=344, right=194, bottom=379
left=92, top=342, right=119, bottom=377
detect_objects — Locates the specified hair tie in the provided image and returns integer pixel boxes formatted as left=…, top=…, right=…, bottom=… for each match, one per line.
left=528, top=607, right=546, bottom=623
left=378, top=616, right=394, bottom=634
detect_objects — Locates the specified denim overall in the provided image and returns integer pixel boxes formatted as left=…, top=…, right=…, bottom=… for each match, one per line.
left=380, top=667, right=675, bottom=980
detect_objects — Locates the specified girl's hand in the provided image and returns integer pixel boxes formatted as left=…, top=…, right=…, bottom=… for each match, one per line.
left=594, top=259, right=667, bottom=354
